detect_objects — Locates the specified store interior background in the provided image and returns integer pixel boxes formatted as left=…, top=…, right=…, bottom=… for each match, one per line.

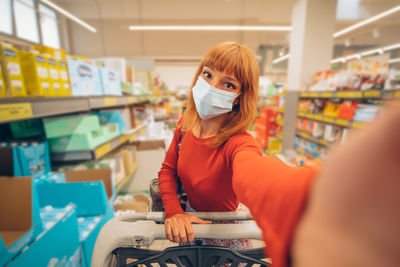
left=1, top=0, right=400, bottom=266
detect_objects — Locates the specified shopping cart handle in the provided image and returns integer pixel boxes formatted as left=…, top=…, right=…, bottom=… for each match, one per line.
left=92, top=218, right=262, bottom=267
left=117, top=211, right=253, bottom=222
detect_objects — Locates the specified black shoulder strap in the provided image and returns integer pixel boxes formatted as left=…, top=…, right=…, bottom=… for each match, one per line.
left=177, top=130, right=185, bottom=155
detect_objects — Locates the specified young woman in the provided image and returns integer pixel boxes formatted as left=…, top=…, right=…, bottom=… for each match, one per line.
left=158, top=41, right=400, bottom=267
left=158, top=41, right=315, bottom=264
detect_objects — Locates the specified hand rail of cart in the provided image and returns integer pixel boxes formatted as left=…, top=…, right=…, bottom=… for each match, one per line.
left=92, top=212, right=265, bottom=267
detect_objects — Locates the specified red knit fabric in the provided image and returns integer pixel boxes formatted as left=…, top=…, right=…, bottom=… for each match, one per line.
left=158, top=126, right=317, bottom=267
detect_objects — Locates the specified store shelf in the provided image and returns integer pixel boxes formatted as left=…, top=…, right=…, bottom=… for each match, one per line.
left=50, top=124, right=146, bottom=162
left=295, top=146, right=322, bottom=159
left=115, top=161, right=139, bottom=193
left=299, top=89, right=400, bottom=100
left=297, top=112, right=367, bottom=129
left=295, top=130, right=332, bottom=147
left=0, top=95, right=161, bottom=124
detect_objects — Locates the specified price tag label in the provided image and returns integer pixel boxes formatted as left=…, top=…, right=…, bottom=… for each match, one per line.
left=323, top=117, right=335, bottom=124
left=120, top=135, right=128, bottom=143
left=352, top=121, right=366, bottom=129
left=314, top=114, right=324, bottom=121
left=297, top=147, right=305, bottom=154
left=95, top=142, right=111, bottom=158
left=129, top=133, right=138, bottom=142
left=394, top=91, right=400, bottom=98
left=309, top=92, right=319, bottom=97
left=104, top=97, right=118, bottom=106
left=363, top=90, right=381, bottom=98
left=0, top=103, right=33, bottom=122
left=336, top=119, right=350, bottom=126
left=337, top=91, right=362, bottom=98
left=298, top=112, right=306, bottom=117
left=321, top=92, right=333, bottom=98
left=300, top=92, right=308, bottom=97
left=319, top=139, right=329, bottom=146
left=300, top=132, right=309, bottom=138
left=128, top=97, right=137, bottom=104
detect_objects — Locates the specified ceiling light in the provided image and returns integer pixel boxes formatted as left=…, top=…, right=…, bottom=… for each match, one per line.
left=333, top=5, right=400, bottom=38
left=128, top=25, right=292, bottom=31
left=389, top=58, right=400, bottom=63
left=272, top=54, right=290, bottom=64
left=331, top=57, right=346, bottom=64
left=383, top=43, right=400, bottom=51
left=40, top=0, right=97, bottom=33
left=361, top=48, right=383, bottom=57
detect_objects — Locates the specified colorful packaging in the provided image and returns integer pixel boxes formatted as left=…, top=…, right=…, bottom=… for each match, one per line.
left=99, top=67, right=122, bottom=95
left=34, top=45, right=66, bottom=60
left=67, top=58, right=102, bottom=96
left=58, top=59, right=71, bottom=96
left=0, top=43, right=26, bottom=97
left=47, top=57, right=62, bottom=96
left=0, top=65, right=5, bottom=97
left=19, top=51, right=51, bottom=97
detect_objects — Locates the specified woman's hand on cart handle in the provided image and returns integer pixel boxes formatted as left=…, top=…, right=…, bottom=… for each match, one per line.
left=165, top=213, right=212, bottom=243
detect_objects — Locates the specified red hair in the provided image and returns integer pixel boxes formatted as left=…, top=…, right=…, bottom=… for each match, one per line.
left=181, top=42, right=259, bottom=147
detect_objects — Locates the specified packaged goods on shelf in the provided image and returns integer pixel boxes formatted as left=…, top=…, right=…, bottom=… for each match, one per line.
left=0, top=43, right=26, bottom=97
left=0, top=141, right=51, bottom=178
left=385, top=69, right=400, bottom=90
left=19, top=51, right=52, bottom=97
left=57, top=59, right=72, bottom=96
left=34, top=45, right=66, bottom=60
left=353, top=104, right=381, bottom=122
left=67, top=58, right=102, bottom=96
left=46, top=57, right=62, bottom=96
left=94, top=110, right=127, bottom=134
left=48, top=127, right=105, bottom=152
left=95, top=57, right=127, bottom=82
left=0, top=65, right=5, bottom=97
left=7, top=205, right=80, bottom=267
left=10, top=119, right=44, bottom=139
left=43, top=115, right=101, bottom=139
left=0, top=177, right=43, bottom=267
left=99, top=67, right=122, bottom=95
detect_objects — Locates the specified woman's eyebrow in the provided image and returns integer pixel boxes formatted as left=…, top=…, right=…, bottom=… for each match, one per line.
left=224, top=76, right=240, bottom=83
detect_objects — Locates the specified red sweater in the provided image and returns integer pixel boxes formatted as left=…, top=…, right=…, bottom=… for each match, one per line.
left=158, top=127, right=317, bottom=267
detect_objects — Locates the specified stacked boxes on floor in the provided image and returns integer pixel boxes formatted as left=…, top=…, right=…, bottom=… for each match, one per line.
left=43, top=115, right=120, bottom=153
left=0, top=43, right=26, bottom=97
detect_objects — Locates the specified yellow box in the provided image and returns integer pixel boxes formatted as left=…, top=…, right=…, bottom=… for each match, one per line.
left=58, top=59, right=71, bottom=96
left=34, top=45, right=66, bottom=60
left=46, top=57, right=62, bottom=96
left=0, top=66, right=5, bottom=97
left=0, top=43, right=26, bottom=97
left=20, top=51, right=51, bottom=97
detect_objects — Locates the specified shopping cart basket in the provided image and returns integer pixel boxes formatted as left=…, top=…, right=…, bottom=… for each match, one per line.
left=92, top=211, right=269, bottom=267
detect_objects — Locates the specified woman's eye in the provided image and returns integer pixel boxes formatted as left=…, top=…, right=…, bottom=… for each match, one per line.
left=203, top=71, right=211, bottom=78
left=225, top=82, right=235, bottom=89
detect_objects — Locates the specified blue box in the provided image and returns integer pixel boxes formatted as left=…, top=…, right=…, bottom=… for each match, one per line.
left=79, top=203, right=114, bottom=267
left=37, top=168, right=115, bottom=217
left=0, top=177, right=43, bottom=267
left=94, top=110, right=127, bottom=134
left=7, top=204, right=80, bottom=267
left=99, top=67, right=122, bottom=96
left=66, top=245, right=82, bottom=267
left=67, top=59, right=102, bottom=96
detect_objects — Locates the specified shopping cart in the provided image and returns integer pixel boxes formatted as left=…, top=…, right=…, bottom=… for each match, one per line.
left=92, top=211, right=269, bottom=267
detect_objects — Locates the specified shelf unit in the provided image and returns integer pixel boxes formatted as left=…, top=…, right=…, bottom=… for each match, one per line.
left=50, top=124, right=147, bottom=162
left=297, top=112, right=367, bottom=129
left=295, top=130, right=333, bottom=147
left=295, top=146, right=322, bottom=159
left=0, top=95, right=164, bottom=124
left=115, top=161, right=139, bottom=193
left=299, top=89, right=400, bottom=99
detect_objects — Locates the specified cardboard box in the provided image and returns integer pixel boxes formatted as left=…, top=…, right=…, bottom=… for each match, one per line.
left=0, top=43, right=26, bottom=97
left=104, top=154, right=125, bottom=185
left=95, top=110, right=127, bottom=134
left=47, top=57, right=62, bottom=96
left=78, top=203, right=114, bottom=267
left=43, top=115, right=101, bottom=139
left=95, top=57, right=126, bottom=82
left=131, top=139, right=165, bottom=151
left=0, top=64, right=5, bottom=97
left=19, top=51, right=51, bottom=97
left=99, top=67, right=122, bottom=95
left=10, top=119, right=44, bottom=139
left=114, top=193, right=150, bottom=212
left=0, top=177, right=43, bottom=266
left=58, top=59, right=71, bottom=96
left=37, top=168, right=115, bottom=216
left=67, top=58, right=102, bottom=96
left=7, top=204, right=80, bottom=267
left=112, top=149, right=134, bottom=177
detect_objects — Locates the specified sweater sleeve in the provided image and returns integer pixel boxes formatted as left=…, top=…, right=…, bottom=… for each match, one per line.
left=158, top=123, right=185, bottom=218
left=229, top=135, right=318, bottom=267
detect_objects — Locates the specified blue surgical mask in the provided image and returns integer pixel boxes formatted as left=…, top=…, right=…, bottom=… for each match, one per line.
left=192, top=76, right=239, bottom=120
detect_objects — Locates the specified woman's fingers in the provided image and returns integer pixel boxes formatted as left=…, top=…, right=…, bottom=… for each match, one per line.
left=185, top=220, right=195, bottom=242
